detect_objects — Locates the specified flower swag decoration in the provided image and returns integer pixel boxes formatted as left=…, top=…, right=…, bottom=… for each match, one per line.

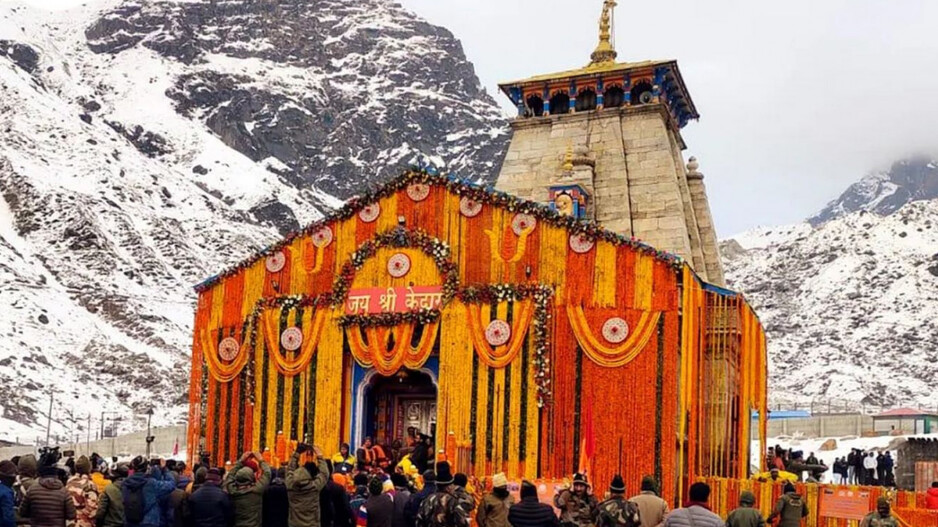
left=195, top=168, right=683, bottom=293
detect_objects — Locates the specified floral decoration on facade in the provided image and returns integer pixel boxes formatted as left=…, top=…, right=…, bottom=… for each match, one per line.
left=484, top=319, right=511, bottom=346
left=358, top=203, right=381, bottom=223
left=265, top=251, right=286, bottom=273
left=406, top=183, right=431, bottom=202
left=601, top=317, right=629, bottom=344
left=280, top=327, right=303, bottom=351
left=569, top=232, right=595, bottom=254
left=459, top=196, right=483, bottom=218
left=311, top=226, right=334, bottom=248
left=511, top=213, right=537, bottom=235
left=218, top=337, right=241, bottom=362
left=387, top=252, right=411, bottom=278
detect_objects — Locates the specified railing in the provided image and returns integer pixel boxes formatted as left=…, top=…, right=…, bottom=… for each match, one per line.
left=698, top=476, right=938, bottom=527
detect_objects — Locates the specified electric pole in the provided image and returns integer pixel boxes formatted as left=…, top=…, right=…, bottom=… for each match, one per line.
left=44, top=391, right=54, bottom=447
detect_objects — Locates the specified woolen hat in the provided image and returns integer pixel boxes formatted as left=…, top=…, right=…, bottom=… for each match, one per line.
left=877, top=497, right=890, bottom=508
left=520, top=480, right=538, bottom=499
left=235, top=467, right=255, bottom=484
left=17, top=455, right=37, bottom=478
left=783, top=482, right=796, bottom=494
left=573, top=472, right=590, bottom=488
left=492, top=472, right=508, bottom=488
left=740, top=491, right=756, bottom=506
left=0, top=460, right=17, bottom=478
left=113, top=464, right=130, bottom=479
left=609, top=474, right=625, bottom=493
left=435, top=461, right=454, bottom=486
left=75, top=456, right=92, bottom=475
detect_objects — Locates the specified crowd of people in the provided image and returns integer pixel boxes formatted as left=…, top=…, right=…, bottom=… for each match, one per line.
left=764, top=444, right=897, bottom=488
left=0, top=441, right=906, bottom=527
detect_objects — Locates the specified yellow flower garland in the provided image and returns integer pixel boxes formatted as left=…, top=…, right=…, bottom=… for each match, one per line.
left=566, top=304, right=660, bottom=368
left=466, top=300, right=534, bottom=369
left=201, top=328, right=252, bottom=383
left=262, top=307, right=327, bottom=377
left=345, top=321, right=438, bottom=376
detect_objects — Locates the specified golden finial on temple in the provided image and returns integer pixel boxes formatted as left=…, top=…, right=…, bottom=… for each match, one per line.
left=589, top=0, right=618, bottom=66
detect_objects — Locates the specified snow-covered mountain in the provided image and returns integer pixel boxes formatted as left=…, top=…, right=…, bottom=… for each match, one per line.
left=724, top=162, right=938, bottom=409
left=0, top=0, right=508, bottom=443
left=810, top=156, right=938, bottom=226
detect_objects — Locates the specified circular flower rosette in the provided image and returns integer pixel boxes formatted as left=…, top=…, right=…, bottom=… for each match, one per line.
left=358, top=203, right=380, bottom=223
left=311, top=226, right=333, bottom=248
left=485, top=319, right=511, bottom=347
left=406, top=183, right=430, bottom=202
left=569, top=233, right=595, bottom=254
left=387, top=252, right=411, bottom=278
left=602, top=317, right=630, bottom=344
left=459, top=197, right=483, bottom=218
left=218, top=337, right=241, bottom=361
left=265, top=251, right=286, bottom=273
left=511, top=213, right=537, bottom=235
left=280, top=327, right=303, bottom=351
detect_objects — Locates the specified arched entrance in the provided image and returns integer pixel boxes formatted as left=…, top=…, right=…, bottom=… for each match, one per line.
left=352, top=365, right=438, bottom=451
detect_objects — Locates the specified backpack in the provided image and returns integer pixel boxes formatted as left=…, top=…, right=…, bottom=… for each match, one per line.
left=124, top=484, right=147, bottom=525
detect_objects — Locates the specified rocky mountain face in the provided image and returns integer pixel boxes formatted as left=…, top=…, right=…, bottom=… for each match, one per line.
left=0, top=0, right=508, bottom=442
left=724, top=161, right=938, bottom=409
left=810, top=156, right=938, bottom=226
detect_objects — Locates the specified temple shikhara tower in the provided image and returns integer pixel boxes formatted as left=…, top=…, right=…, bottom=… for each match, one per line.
left=187, top=0, right=766, bottom=506
left=496, top=0, right=725, bottom=285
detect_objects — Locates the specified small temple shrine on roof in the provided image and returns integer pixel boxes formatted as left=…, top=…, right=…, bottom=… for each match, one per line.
left=499, top=0, right=698, bottom=131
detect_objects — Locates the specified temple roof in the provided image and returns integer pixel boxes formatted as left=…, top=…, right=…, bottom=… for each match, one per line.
left=499, top=58, right=673, bottom=88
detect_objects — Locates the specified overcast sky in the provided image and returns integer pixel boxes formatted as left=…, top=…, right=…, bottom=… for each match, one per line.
left=11, top=0, right=938, bottom=235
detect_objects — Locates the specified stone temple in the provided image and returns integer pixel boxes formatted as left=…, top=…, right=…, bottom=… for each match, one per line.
left=495, top=0, right=725, bottom=285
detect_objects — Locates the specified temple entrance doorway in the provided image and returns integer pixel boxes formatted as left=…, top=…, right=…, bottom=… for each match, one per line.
left=361, top=369, right=437, bottom=453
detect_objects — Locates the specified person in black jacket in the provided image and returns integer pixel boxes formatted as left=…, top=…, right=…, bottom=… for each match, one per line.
left=404, top=471, right=435, bottom=527
left=186, top=469, right=233, bottom=527
left=321, top=465, right=354, bottom=527
left=508, top=481, right=558, bottom=527
left=263, top=468, right=289, bottom=527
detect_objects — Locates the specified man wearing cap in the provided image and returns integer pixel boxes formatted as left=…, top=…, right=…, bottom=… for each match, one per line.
left=95, top=463, right=128, bottom=527
left=0, top=460, right=17, bottom=527
left=224, top=451, right=272, bottom=527
left=859, top=497, right=898, bottom=527
left=332, top=444, right=357, bottom=475
left=553, top=473, right=597, bottom=527
left=20, top=455, right=76, bottom=527
left=726, top=491, right=765, bottom=527
left=416, top=462, right=468, bottom=527
left=629, top=476, right=667, bottom=527
left=404, top=470, right=435, bottom=527
left=188, top=467, right=233, bottom=527
left=285, top=444, right=329, bottom=527
left=477, top=473, right=514, bottom=527
left=766, top=483, right=807, bottom=527
left=65, top=456, right=99, bottom=527
left=594, top=475, right=641, bottom=527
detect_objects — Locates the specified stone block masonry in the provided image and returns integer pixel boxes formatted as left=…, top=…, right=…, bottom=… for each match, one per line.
left=496, top=104, right=725, bottom=284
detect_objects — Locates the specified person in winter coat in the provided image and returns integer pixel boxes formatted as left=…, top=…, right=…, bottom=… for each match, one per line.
left=0, top=460, right=17, bottom=527
left=94, top=464, right=127, bottom=527
left=162, top=473, right=188, bottom=527
left=416, top=462, right=467, bottom=527
left=926, top=482, right=938, bottom=510
left=186, top=469, right=233, bottom=527
left=508, top=480, right=557, bottom=527
left=65, top=456, right=98, bottom=527
left=594, top=475, right=641, bottom=527
left=859, top=497, right=899, bottom=527
left=863, top=453, right=877, bottom=486
left=477, top=473, right=514, bottom=527
left=322, top=474, right=354, bottom=527
left=452, top=474, right=475, bottom=520
left=121, top=459, right=176, bottom=527
left=224, top=452, right=272, bottom=527
left=262, top=468, right=289, bottom=527
left=357, top=477, right=394, bottom=527
left=390, top=474, right=411, bottom=527
left=19, top=462, right=76, bottom=527
left=350, top=474, right=371, bottom=524
left=285, top=444, right=329, bottom=527
left=15, top=455, right=39, bottom=506
left=805, top=453, right=818, bottom=467
left=331, top=445, right=357, bottom=476
left=409, top=436, right=431, bottom=475
left=90, top=465, right=110, bottom=495
left=766, top=483, right=808, bottom=527
left=553, top=474, right=597, bottom=527
left=629, top=476, right=667, bottom=527
left=403, top=471, right=434, bottom=527
left=726, top=491, right=765, bottom=527
left=662, top=482, right=721, bottom=527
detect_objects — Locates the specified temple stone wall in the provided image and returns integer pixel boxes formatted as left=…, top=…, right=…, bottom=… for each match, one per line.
left=496, top=103, right=725, bottom=284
